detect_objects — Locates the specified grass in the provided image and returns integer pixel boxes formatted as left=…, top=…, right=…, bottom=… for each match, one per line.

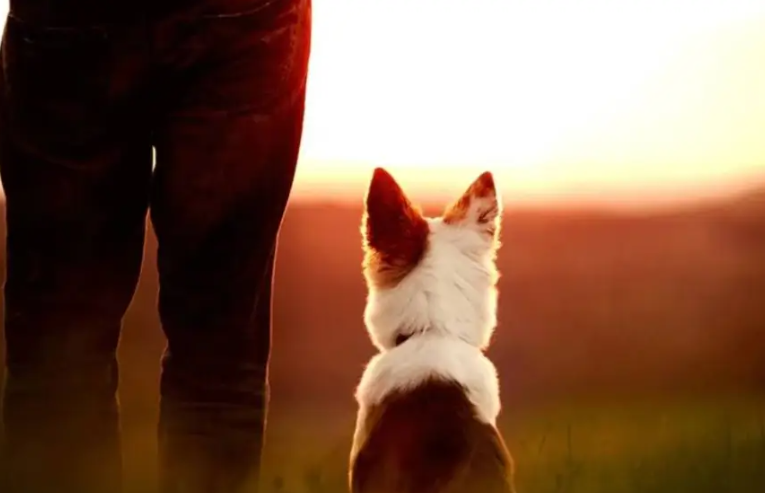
left=120, top=393, right=765, bottom=493
left=506, top=396, right=765, bottom=493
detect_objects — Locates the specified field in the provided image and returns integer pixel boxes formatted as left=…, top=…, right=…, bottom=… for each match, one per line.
left=2, top=187, right=765, bottom=492
left=504, top=396, right=765, bottom=493
left=116, top=395, right=765, bottom=493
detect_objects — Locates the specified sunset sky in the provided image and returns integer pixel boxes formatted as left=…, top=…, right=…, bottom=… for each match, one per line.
left=296, top=0, right=765, bottom=208
left=1, top=1, right=764, bottom=209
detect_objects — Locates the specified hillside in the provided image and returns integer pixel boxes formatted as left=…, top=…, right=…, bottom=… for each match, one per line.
left=0, top=189, right=764, bottom=419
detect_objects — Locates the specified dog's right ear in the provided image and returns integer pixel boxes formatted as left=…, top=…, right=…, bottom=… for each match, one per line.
left=443, top=171, right=501, bottom=241
left=362, top=168, right=429, bottom=287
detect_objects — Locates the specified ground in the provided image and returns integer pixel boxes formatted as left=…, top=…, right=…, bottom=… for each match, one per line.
left=120, top=394, right=765, bottom=493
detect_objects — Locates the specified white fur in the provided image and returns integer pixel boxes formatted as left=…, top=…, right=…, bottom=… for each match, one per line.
left=363, top=216, right=499, bottom=351
left=355, top=178, right=504, bottom=440
left=355, top=334, right=501, bottom=425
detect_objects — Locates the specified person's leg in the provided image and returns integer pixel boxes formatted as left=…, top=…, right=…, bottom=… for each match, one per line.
left=0, top=14, right=153, bottom=493
left=150, top=1, right=311, bottom=491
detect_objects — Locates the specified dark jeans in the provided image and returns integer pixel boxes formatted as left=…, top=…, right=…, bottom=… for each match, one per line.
left=0, top=1, right=311, bottom=492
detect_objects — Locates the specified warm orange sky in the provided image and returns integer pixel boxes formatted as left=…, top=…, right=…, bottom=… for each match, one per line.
left=1, top=1, right=764, bottom=209
left=294, top=0, right=765, bottom=208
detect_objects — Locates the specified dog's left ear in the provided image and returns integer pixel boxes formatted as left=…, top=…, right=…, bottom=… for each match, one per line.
left=443, top=171, right=501, bottom=239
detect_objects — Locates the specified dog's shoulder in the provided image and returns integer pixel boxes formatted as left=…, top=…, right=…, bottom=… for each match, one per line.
left=355, top=336, right=501, bottom=425
left=350, top=378, right=514, bottom=493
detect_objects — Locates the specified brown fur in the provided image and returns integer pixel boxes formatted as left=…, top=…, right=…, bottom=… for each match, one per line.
left=362, top=168, right=430, bottom=289
left=443, top=171, right=500, bottom=238
left=350, top=378, right=515, bottom=493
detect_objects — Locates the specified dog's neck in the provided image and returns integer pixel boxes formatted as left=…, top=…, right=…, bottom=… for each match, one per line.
left=356, top=333, right=502, bottom=426
left=394, top=328, right=473, bottom=350
left=394, top=332, right=413, bottom=347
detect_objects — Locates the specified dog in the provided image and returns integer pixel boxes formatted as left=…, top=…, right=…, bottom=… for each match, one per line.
left=349, top=168, right=515, bottom=493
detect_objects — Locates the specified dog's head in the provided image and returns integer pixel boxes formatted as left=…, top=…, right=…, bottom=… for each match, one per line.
left=361, top=168, right=502, bottom=351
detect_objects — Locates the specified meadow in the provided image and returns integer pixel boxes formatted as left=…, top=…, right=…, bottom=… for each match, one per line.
left=118, top=394, right=765, bottom=493
left=2, top=187, right=765, bottom=492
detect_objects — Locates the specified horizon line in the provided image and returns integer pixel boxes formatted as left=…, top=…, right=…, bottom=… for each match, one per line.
left=289, top=177, right=765, bottom=213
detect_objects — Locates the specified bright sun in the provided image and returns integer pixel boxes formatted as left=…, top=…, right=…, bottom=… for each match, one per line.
left=294, top=0, right=765, bottom=207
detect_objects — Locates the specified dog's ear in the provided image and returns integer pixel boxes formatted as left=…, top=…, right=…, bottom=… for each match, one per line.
left=362, top=168, right=429, bottom=287
left=443, top=171, right=501, bottom=239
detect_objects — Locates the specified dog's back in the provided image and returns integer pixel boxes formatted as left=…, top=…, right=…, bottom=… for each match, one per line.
left=350, top=378, right=514, bottom=493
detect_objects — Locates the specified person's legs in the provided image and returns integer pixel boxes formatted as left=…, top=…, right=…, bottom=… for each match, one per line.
left=0, top=14, right=153, bottom=493
left=150, top=1, right=311, bottom=491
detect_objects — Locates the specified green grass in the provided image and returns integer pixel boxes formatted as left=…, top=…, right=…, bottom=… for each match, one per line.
left=506, top=396, right=765, bottom=493
left=122, top=394, right=765, bottom=493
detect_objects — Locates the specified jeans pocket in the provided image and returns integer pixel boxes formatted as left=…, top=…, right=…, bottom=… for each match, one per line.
left=168, top=0, right=311, bottom=116
left=1, top=15, right=114, bottom=151
left=195, top=0, right=298, bottom=19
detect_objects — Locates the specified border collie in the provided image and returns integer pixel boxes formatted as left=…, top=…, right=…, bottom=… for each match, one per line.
left=349, top=168, right=516, bottom=493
